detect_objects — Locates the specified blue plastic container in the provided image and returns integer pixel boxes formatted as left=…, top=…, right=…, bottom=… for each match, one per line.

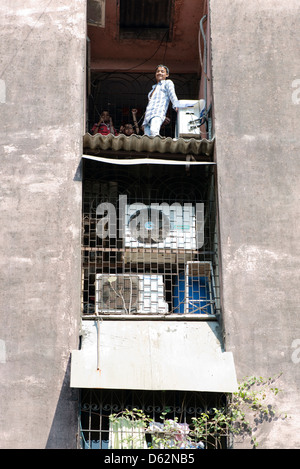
left=173, top=273, right=212, bottom=314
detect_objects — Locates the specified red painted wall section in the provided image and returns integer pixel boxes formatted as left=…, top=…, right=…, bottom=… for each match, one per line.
left=88, top=0, right=208, bottom=75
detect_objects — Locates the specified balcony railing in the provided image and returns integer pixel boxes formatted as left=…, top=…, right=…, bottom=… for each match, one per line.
left=79, top=389, right=230, bottom=450
left=81, top=165, right=220, bottom=319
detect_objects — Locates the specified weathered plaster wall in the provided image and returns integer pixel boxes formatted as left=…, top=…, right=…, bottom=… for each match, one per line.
left=210, top=0, right=300, bottom=448
left=0, top=1, right=85, bottom=448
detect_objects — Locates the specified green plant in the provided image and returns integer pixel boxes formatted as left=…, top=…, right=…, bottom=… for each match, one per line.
left=109, top=375, right=286, bottom=449
left=149, top=411, right=193, bottom=449
left=191, top=373, right=285, bottom=448
left=109, top=408, right=152, bottom=449
left=109, top=408, right=195, bottom=449
left=190, top=407, right=232, bottom=449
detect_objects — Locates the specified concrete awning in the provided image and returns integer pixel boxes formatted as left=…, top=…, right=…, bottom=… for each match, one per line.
left=71, top=320, right=238, bottom=393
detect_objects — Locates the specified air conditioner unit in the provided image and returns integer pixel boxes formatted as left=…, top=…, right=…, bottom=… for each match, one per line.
left=95, top=274, right=168, bottom=315
left=124, top=203, right=197, bottom=250
left=176, top=99, right=206, bottom=139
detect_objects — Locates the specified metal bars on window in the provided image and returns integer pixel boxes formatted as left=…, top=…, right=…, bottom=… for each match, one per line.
left=79, top=389, right=230, bottom=450
left=81, top=163, right=220, bottom=318
left=88, top=72, right=199, bottom=137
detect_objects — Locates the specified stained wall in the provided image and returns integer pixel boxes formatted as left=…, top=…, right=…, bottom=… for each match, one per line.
left=210, top=0, right=300, bottom=448
left=0, top=1, right=86, bottom=448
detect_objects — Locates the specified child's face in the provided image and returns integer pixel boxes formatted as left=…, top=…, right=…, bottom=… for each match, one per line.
left=156, top=66, right=168, bottom=82
left=124, top=124, right=134, bottom=135
left=100, top=111, right=110, bottom=123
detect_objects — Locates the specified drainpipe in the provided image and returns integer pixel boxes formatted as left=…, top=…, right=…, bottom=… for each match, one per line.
left=199, top=15, right=207, bottom=106
left=97, top=319, right=101, bottom=371
left=199, top=15, right=212, bottom=139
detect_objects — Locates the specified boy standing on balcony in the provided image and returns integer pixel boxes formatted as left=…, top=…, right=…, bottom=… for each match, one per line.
left=143, top=65, right=179, bottom=137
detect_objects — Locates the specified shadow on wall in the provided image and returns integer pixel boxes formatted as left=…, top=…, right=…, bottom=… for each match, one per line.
left=46, top=356, right=79, bottom=449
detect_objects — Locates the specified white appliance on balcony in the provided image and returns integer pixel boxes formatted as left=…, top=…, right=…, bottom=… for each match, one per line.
left=124, top=203, right=197, bottom=250
left=175, top=99, right=206, bottom=139
left=95, top=273, right=168, bottom=315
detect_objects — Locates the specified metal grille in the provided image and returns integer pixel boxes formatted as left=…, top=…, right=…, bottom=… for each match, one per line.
left=79, top=389, right=230, bottom=449
left=81, top=162, right=220, bottom=317
left=96, top=274, right=139, bottom=314
left=88, top=72, right=199, bottom=138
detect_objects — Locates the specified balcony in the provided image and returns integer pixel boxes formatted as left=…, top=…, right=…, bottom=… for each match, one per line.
left=81, top=162, right=219, bottom=319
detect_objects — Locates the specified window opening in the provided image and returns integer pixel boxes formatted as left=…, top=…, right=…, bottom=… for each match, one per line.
left=79, top=389, right=230, bottom=449
left=87, top=0, right=105, bottom=27
left=87, top=72, right=199, bottom=137
left=119, top=0, right=174, bottom=40
left=81, top=162, right=220, bottom=318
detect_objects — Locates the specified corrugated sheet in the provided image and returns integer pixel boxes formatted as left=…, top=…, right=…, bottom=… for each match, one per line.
left=83, top=133, right=215, bottom=158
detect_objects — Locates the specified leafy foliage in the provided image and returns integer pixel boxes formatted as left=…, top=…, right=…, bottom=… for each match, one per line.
left=191, top=373, right=285, bottom=448
left=109, top=374, right=286, bottom=449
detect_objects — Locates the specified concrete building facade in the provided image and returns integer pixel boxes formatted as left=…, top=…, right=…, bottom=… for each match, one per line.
left=0, top=0, right=85, bottom=448
left=0, top=0, right=299, bottom=449
left=210, top=0, right=300, bottom=448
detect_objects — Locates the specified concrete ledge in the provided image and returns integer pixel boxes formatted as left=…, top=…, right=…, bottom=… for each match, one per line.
left=71, top=320, right=238, bottom=393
